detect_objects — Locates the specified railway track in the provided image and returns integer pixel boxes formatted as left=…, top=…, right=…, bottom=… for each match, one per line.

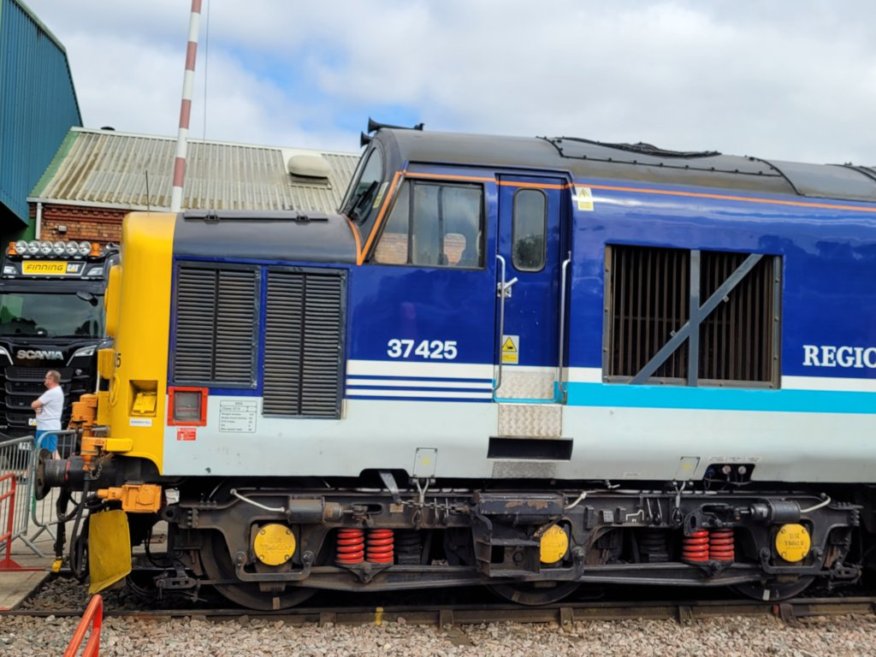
left=9, top=595, right=876, bottom=627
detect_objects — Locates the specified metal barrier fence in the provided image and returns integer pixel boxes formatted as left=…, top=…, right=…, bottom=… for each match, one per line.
left=0, top=430, right=80, bottom=565
left=0, top=435, right=37, bottom=563
left=64, top=594, right=103, bottom=657
left=0, top=472, right=20, bottom=568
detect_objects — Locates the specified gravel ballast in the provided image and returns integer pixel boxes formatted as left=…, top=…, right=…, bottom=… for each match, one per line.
left=2, top=614, right=876, bottom=657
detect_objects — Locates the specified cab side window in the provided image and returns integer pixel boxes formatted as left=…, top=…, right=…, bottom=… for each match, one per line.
left=373, top=181, right=484, bottom=268
left=512, top=189, right=546, bottom=272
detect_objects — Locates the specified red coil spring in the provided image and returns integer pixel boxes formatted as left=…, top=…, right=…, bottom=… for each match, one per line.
left=366, top=528, right=395, bottom=564
left=681, top=529, right=710, bottom=563
left=336, top=528, right=365, bottom=565
left=709, top=528, right=735, bottom=562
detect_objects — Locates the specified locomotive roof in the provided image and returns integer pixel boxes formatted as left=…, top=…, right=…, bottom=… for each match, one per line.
left=383, top=129, right=876, bottom=204
left=175, top=211, right=357, bottom=263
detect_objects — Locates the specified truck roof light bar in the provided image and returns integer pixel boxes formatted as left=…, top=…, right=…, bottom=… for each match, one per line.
left=5, top=240, right=105, bottom=259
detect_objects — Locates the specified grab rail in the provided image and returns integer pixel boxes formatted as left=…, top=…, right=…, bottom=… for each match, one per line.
left=494, top=255, right=509, bottom=392
left=556, top=253, right=572, bottom=402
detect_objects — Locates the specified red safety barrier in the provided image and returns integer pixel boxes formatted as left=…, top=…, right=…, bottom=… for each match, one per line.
left=0, top=473, right=21, bottom=569
left=64, top=595, right=104, bottom=657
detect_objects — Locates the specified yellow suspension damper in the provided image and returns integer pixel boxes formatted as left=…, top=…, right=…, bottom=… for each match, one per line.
left=96, top=484, right=163, bottom=513
left=253, top=524, right=297, bottom=566
left=539, top=525, right=570, bottom=564
left=775, top=523, right=811, bottom=563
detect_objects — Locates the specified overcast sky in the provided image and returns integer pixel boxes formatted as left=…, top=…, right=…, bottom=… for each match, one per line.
left=23, top=1, right=876, bottom=164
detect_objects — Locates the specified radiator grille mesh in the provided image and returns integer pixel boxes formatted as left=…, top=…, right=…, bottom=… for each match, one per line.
left=173, top=265, right=258, bottom=386
left=263, top=269, right=345, bottom=417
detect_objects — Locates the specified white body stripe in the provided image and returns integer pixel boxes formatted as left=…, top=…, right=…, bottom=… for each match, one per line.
left=347, top=378, right=492, bottom=390
left=346, top=359, right=492, bottom=379
left=347, top=389, right=492, bottom=399
left=566, top=367, right=602, bottom=383
left=782, top=375, right=876, bottom=392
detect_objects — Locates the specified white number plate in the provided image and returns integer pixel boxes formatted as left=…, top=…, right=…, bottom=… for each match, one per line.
left=386, top=339, right=458, bottom=360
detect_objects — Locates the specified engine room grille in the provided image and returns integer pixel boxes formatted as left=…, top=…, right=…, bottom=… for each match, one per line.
left=699, top=251, right=776, bottom=383
left=605, top=245, right=780, bottom=386
left=606, top=246, right=691, bottom=379
left=263, top=268, right=345, bottom=418
left=173, top=264, right=258, bottom=387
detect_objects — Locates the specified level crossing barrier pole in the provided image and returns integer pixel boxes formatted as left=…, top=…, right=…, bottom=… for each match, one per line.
left=64, top=594, right=103, bottom=657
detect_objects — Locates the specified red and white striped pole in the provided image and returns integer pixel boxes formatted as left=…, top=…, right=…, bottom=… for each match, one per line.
left=170, top=0, right=202, bottom=212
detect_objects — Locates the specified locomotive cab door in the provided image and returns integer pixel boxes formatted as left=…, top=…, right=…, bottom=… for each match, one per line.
left=494, top=175, right=568, bottom=417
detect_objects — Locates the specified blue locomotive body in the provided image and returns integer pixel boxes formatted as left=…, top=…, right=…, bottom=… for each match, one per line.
left=46, top=127, right=876, bottom=608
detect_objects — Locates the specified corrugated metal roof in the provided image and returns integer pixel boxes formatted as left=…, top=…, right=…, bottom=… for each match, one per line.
left=30, top=128, right=360, bottom=214
left=0, top=0, right=81, bottom=226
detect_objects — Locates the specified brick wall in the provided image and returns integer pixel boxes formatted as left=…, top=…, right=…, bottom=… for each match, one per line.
left=29, top=203, right=128, bottom=244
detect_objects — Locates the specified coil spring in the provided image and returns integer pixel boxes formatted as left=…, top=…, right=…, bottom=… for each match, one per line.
left=335, top=528, right=365, bottom=565
left=367, top=528, right=395, bottom=564
left=681, top=529, right=710, bottom=563
left=709, top=528, right=735, bottom=562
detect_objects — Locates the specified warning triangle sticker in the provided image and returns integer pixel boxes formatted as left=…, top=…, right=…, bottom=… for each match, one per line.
left=502, top=337, right=517, bottom=353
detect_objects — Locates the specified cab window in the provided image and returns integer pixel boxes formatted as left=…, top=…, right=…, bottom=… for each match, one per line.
left=342, top=146, right=385, bottom=222
left=512, top=189, right=546, bottom=272
left=373, top=180, right=483, bottom=268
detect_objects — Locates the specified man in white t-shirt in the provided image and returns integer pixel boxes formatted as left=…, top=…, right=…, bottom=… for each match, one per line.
left=31, top=370, right=64, bottom=457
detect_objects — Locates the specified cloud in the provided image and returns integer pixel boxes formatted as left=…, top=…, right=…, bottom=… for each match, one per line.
left=23, top=0, right=876, bottom=163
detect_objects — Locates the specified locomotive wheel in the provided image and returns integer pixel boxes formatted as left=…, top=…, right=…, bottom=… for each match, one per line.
left=487, top=581, right=580, bottom=606
left=200, top=531, right=315, bottom=610
left=731, top=576, right=815, bottom=602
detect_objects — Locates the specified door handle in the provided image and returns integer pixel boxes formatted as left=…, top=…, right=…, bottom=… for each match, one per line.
left=494, top=255, right=507, bottom=392
left=496, top=277, right=518, bottom=298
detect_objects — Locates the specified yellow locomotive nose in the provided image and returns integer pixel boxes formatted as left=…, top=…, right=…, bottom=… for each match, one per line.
left=775, top=523, right=811, bottom=563
left=253, top=524, right=297, bottom=566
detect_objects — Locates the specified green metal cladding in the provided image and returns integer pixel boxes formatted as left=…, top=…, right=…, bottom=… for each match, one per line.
left=0, top=0, right=81, bottom=228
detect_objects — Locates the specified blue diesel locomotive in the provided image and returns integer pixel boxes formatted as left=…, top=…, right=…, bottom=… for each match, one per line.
left=41, top=123, right=876, bottom=608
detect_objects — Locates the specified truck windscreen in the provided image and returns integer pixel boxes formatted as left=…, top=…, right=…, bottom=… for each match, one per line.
left=0, top=293, right=104, bottom=338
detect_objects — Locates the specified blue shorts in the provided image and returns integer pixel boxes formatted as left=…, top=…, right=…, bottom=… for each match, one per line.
left=35, top=430, right=58, bottom=453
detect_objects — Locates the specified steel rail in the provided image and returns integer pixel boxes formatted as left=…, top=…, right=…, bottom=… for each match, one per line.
left=9, top=596, right=876, bottom=627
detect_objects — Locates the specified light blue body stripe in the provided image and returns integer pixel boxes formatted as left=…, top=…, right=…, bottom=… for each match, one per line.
left=565, top=382, right=876, bottom=414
